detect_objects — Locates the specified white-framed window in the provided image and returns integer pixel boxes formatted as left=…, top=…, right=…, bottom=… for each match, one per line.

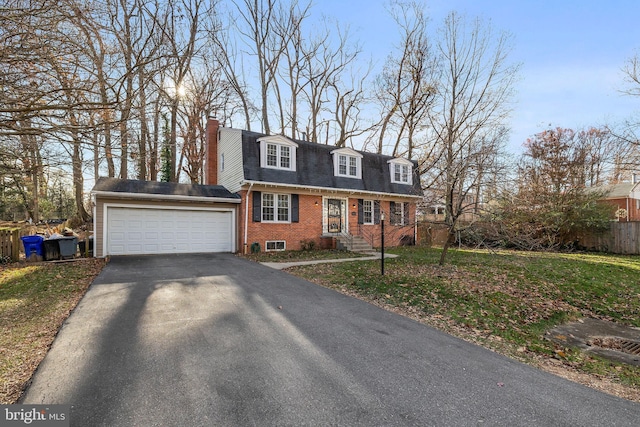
left=265, top=143, right=291, bottom=169
left=363, top=200, right=374, bottom=224
left=388, top=158, right=413, bottom=185
left=266, top=240, right=286, bottom=251
left=337, top=154, right=358, bottom=177
left=262, top=193, right=290, bottom=222
left=258, top=135, right=298, bottom=171
left=220, top=153, right=225, bottom=172
left=331, top=147, right=363, bottom=179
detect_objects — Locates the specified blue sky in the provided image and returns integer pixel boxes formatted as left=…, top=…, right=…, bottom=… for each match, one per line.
left=312, top=0, right=640, bottom=153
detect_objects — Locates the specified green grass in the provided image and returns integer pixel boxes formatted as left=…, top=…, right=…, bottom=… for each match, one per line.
left=0, top=259, right=104, bottom=404
left=285, top=246, right=640, bottom=393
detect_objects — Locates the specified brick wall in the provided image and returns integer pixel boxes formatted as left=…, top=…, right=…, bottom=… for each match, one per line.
left=238, top=192, right=323, bottom=252
left=601, top=198, right=640, bottom=221
left=237, top=190, right=416, bottom=252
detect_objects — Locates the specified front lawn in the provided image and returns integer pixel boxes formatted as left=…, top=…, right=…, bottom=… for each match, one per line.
left=283, top=246, right=640, bottom=401
left=0, top=259, right=104, bottom=404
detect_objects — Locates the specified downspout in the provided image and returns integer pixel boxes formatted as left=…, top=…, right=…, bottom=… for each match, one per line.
left=244, top=182, right=254, bottom=254
left=414, top=204, right=418, bottom=245
left=627, top=197, right=629, bottom=222
left=92, top=193, right=96, bottom=257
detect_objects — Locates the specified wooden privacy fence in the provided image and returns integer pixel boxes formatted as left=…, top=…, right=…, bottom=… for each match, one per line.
left=577, top=222, right=640, bottom=255
left=0, top=228, right=22, bottom=262
left=417, top=223, right=450, bottom=247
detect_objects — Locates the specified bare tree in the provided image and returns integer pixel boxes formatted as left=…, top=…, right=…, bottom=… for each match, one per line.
left=330, top=69, right=373, bottom=147
left=422, top=12, right=519, bottom=265
left=300, top=22, right=361, bottom=144
left=373, top=1, right=435, bottom=157
left=209, top=17, right=256, bottom=130
left=232, top=0, right=286, bottom=135
left=274, top=0, right=312, bottom=138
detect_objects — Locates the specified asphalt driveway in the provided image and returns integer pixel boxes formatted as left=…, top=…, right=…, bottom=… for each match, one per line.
left=23, top=253, right=640, bottom=426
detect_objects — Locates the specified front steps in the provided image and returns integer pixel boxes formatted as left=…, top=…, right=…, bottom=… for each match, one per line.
left=334, top=234, right=375, bottom=252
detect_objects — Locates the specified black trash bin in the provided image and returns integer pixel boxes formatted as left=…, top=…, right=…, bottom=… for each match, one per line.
left=43, top=239, right=61, bottom=261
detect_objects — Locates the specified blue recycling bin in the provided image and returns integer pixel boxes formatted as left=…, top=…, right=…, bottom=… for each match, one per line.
left=21, top=235, right=44, bottom=260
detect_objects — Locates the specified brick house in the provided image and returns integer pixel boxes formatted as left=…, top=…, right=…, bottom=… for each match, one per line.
left=91, top=119, right=422, bottom=256
left=205, top=119, right=423, bottom=253
left=596, top=181, right=640, bottom=222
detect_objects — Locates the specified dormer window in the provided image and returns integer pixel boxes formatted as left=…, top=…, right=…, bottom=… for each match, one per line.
left=258, top=135, right=297, bottom=171
left=331, top=147, right=363, bottom=179
left=388, top=158, right=414, bottom=185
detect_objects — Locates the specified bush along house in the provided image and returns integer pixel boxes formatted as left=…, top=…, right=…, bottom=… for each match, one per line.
left=206, top=118, right=423, bottom=253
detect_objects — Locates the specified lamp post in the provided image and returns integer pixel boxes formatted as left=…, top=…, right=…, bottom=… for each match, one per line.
left=380, top=212, right=385, bottom=276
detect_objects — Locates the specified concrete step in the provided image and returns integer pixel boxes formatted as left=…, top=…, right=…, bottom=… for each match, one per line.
left=335, top=235, right=374, bottom=252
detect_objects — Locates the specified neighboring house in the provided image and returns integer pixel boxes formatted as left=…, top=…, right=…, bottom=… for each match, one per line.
left=206, top=119, right=423, bottom=253
left=418, top=189, right=482, bottom=224
left=595, top=181, right=640, bottom=222
left=91, top=118, right=422, bottom=257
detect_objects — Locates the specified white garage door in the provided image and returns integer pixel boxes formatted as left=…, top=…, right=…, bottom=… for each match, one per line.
left=106, top=207, right=233, bottom=255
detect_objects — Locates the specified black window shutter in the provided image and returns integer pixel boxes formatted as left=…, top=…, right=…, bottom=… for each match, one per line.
left=390, top=201, right=397, bottom=225
left=374, top=201, right=380, bottom=224
left=403, top=202, right=409, bottom=225
left=357, top=199, right=364, bottom=224
left=252, top=191, right=261, bottom=222
left=291, top=194, right=299, bottom=223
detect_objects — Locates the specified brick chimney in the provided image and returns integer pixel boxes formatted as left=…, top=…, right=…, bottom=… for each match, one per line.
left=205, top=117, right=219, bottom=185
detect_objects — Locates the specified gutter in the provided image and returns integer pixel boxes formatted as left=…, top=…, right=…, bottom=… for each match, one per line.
left=91, top=190, right=241, bottom=204
left=241, top=180, right=423, bottom=200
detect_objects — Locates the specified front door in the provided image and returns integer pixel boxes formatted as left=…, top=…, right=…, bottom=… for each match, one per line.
left=327, top=199, right=344, bottom=233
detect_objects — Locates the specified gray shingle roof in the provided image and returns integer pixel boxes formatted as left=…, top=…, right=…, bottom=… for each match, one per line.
left=241, top=131, right=423, bottom=197
left=589, top=182, right=639, bottom=199
left=92, top=177, right=241, bottom=200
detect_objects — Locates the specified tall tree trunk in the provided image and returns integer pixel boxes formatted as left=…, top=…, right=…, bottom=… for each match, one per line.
left=137, top=68, right=149, bottom=180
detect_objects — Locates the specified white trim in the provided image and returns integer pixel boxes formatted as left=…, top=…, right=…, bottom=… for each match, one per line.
left=362, top=199, right=374, bottom=225
left=261, top=192, right=291, bottom=223
left=323, top=196, right=349, bottom=234
left=331, top=149, right=362, bottom=179
left=242, top=180, right=422, bottom=200
left=101, top=202, right=237, bottom=256
left=388, top=158, right=414, bottom=185
left=265, top=240, right=286, bottom=251
left=330, top=147, right=363, bottom=158
left=91, top=190, right=241, bottom=204
left=258, top=136, right=298, bottom=171
left=257, top=135, right=298, bottom=147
